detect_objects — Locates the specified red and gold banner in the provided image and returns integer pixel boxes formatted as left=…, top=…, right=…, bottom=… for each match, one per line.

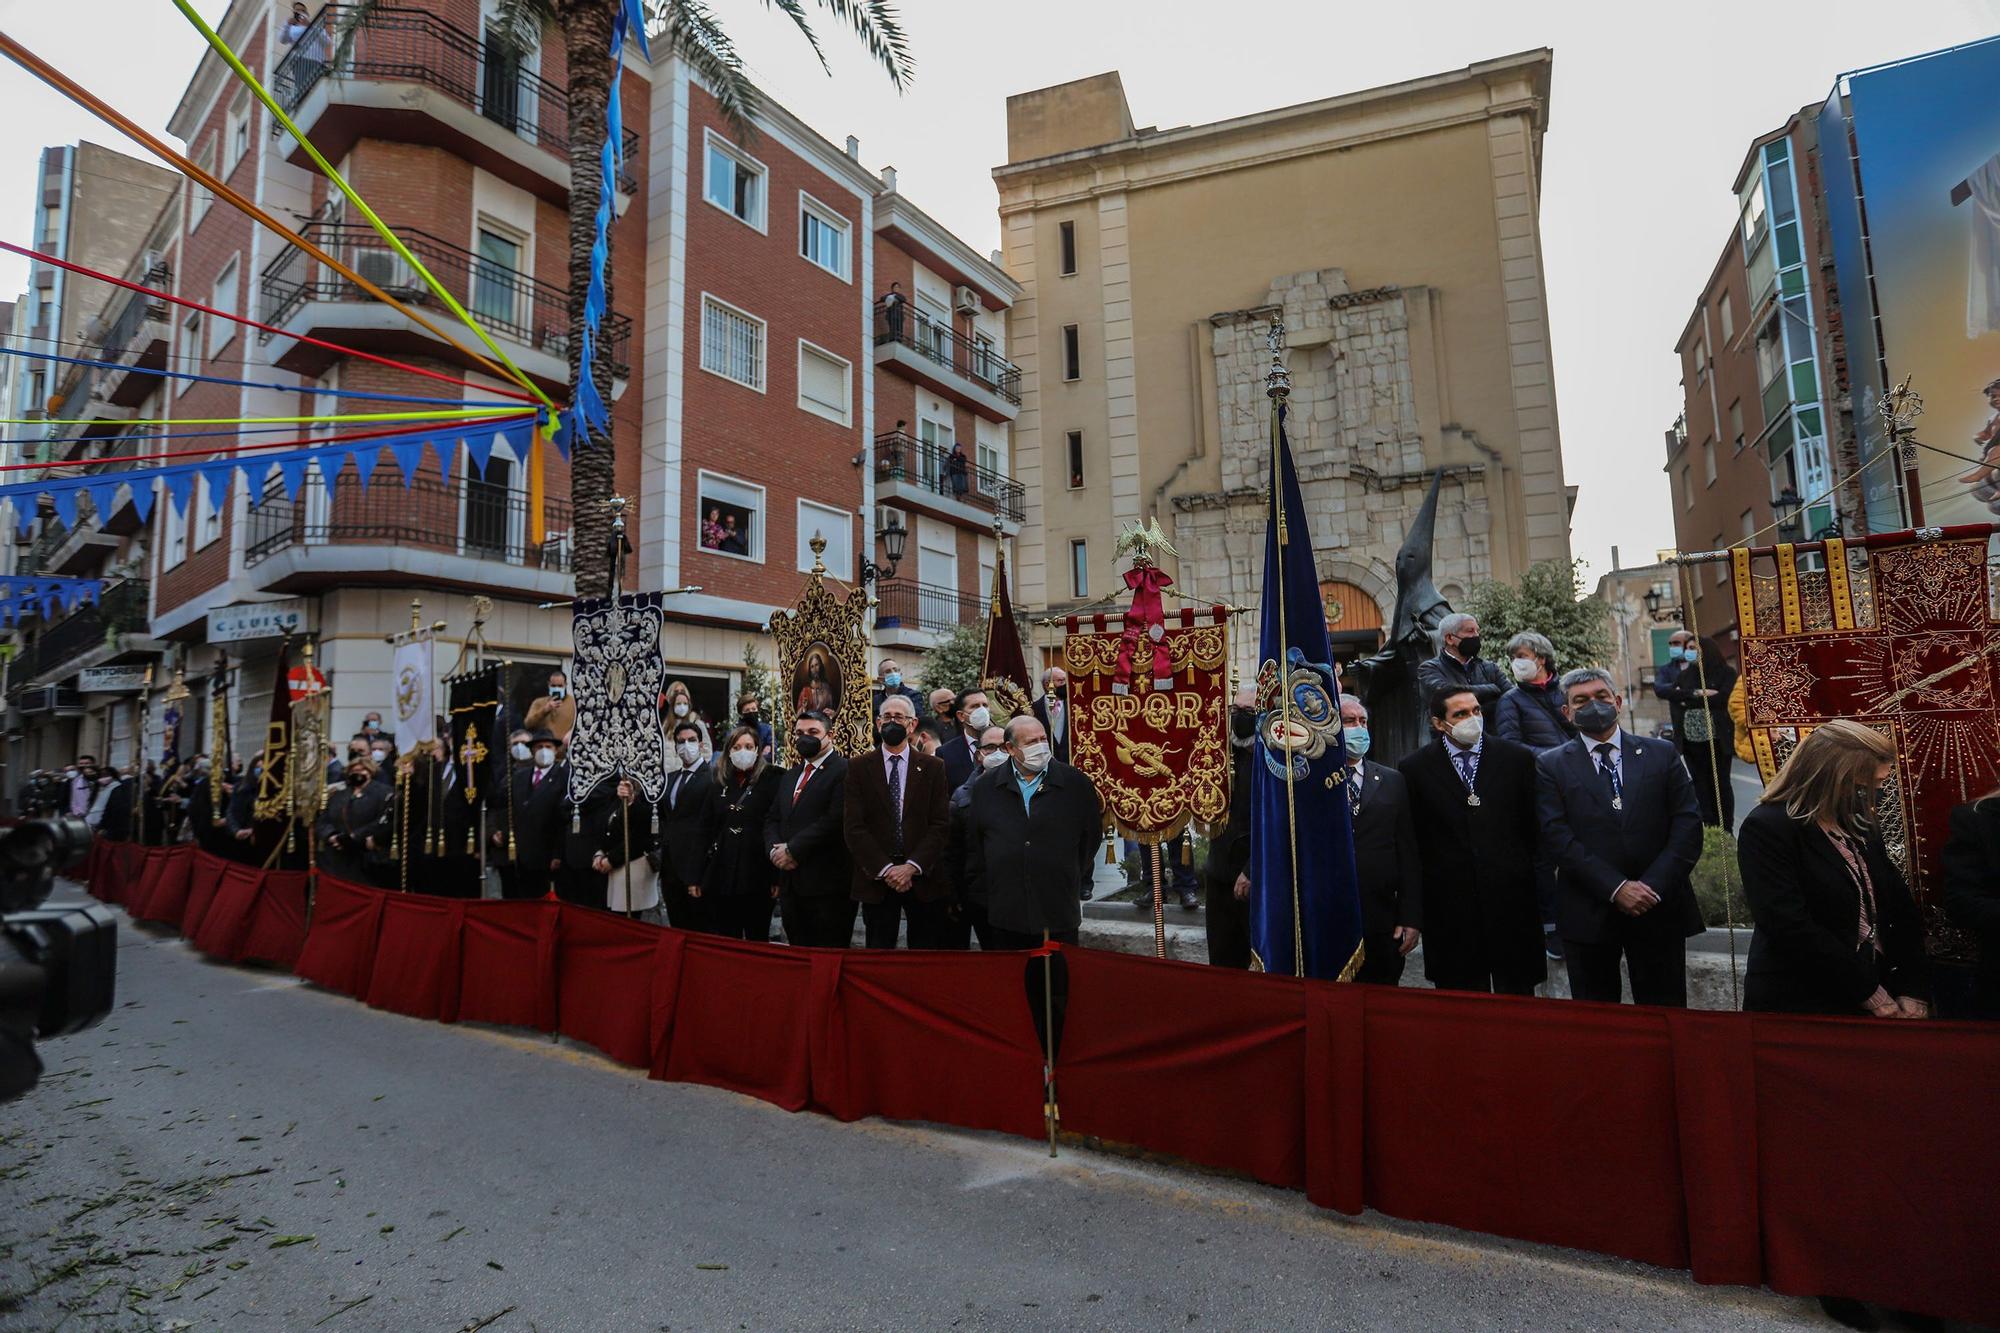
left=1732, top=527, right=2000, bottom=958
left=1063, top=607, right=1230, bottom=840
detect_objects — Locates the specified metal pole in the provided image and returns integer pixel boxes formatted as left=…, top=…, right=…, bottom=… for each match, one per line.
left=1042, top=929, right=1058, bottom=1158
left=1149, top=838, right=1165, bottom=960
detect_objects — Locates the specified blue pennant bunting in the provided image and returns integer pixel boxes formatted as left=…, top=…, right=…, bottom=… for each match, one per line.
left=278, top=456, right=309, bottom=502
left=51, top=487, right=78, bottom=529
left=348, top=444, right=381, bottom=491
left=200, top=464, right=234, bottom=515
left=163, top=471, right=194, bottom=519
left=433, top=437, right=454, bottom=488
left=128, top=480, right=154, bottom=525
left=242, top=456, right=275, bottom=503
left=390, top=440, right=423, bottom=487
left=469, top=430, right=498, bottom=478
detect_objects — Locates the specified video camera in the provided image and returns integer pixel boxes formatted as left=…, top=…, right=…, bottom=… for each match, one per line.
left=0, top=818, right=116, bottom=1102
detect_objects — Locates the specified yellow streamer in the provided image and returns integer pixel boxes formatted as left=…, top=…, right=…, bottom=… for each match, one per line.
left=171, top=0, right=557, bottom=420
left=2, top=408, right=530, bottom=428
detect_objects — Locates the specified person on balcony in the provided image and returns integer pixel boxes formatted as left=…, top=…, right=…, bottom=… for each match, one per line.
left=881, top=281, right=907, bottom=343
left=946, top=441, right=970, bottom=500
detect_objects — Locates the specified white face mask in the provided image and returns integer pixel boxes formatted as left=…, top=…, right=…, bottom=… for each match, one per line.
left=981, top=749, right=1010, bottom=770
left=510, top=742, right=532, bottom=762
left=967, top=705, right=992, bottom=731
left=1016, top=741, right=1052, bottom=774
left=533, top=747, right=556, bottom=769
left=371, top=748, right=388, bottom=764
left=1448, top=716, right=1484, bottom=747
left=673, top=701, right=689, bottom=716
left=729, top=748, right=758, bottom=772
left=548, top=686, right=567, bottom=701
left=1510, top=656, right=1540, bottom=683
left=675, top=741, right=702, bottom=765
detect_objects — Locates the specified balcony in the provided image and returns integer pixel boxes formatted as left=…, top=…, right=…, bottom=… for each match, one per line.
left=259, top=219, right=631, bottom=390
left=97, top=264, right=173, bottom=406
left=273, top=5, right=639, bottom=207
left=872, top=300, right=1020, bottom=423
left=871, top=578, right=980, bottom=642
left=10, top=580, right=155, bottom=691
left=242, top=473, right=573, bottom=598
left=873, top=429, right=1023, bottom=533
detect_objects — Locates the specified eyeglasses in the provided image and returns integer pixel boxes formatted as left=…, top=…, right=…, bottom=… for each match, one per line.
left=977, top=742, right=1005, bottom=754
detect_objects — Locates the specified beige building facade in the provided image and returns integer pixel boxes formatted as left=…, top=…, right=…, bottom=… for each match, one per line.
left=996, top=53, right=1573, bottom=676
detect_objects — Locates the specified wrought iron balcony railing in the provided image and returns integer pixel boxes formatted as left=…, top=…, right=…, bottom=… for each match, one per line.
left=873, top=430, right=1024, bottom=523
left=244, top=473, right=573, bottom=574
left=871, top=578, right=980, bottom=634
left=872, top=300, right=1021, bottom=406
left=10, top=580, right=150, bottom=685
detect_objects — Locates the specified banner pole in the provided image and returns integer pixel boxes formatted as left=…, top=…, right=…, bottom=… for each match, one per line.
left=1149, top=838, right=1166, bottom=960
left=1042, top=930, right=1058, bottom=1158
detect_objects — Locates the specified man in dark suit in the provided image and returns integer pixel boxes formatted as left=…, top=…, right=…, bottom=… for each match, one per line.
left=937, top=687, right=991, bottom=791
left=656, top=720, right=716, bottom=929
left=1398, top=686, right=1547, bottom=995
left=946, top=724, right=1011, bottom=950
left=869, top=658, right=923, bottom=718
left=504, top=730, right=569, bottom=899
left=765, top=709, right=854, bottom=947
left=964, top=714, right=1102, bottom=949
left=843, top=694, right=953, bottom=948
left=1536, top=667, right=1704, bottom=1007
left=1415, top=612, right=1508, bottom=730
left=1032, top=666, right=1072, bottom=765
left=1340, top=693, right=1423, bottom=985
left=1204, top=687, right=1258, bottom=968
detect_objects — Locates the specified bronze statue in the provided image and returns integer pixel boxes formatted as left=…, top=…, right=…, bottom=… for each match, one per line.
left=1340, top=470, right=1451, bottom=764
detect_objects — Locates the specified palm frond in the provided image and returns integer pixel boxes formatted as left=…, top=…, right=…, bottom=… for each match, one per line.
left=761, top=0, right=831, bottom=78
left=485, top=0, right=555, bottom=59
left=807, top=0, right=914, bottom=91
left=652, top=0, right=760, bottom=135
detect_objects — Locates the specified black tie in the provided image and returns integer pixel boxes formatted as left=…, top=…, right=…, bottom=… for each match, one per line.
left=888, top=754, right=904, bottom=857
left=669, top=771, right=685, bottom=809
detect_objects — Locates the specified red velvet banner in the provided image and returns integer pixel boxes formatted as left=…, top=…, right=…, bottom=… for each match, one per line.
left=81, top=841, right=2000, bottom=1325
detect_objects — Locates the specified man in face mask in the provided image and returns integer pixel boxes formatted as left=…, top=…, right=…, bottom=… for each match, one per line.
left=765, top=709, right=855, bottom=947
left=1395, top=687, right=1547, bottom=996
left=938, top=688, right=990, bottom=791
left=871, top=658, right=922, bottom=718
left=503, top=730, right=569, bottom=900
left=961, top=715, right=1103, bottom=950
left=735, top=694, right=773, bottom=758
left=1536, top=667, right=1703, bottom=1008
left=316, top=756, right=389, bottom=883
left=1416, top=612, right=1508, bottom=735
left=1339, top=693, right=1423, bottom=985
left=943, top=724, right=1011, bottom=950
left=1033, top=667, right=1071, bottom=765
left=1203, top=686, right=1261, bottom=968
left=842, top=695, right=952, bottom=949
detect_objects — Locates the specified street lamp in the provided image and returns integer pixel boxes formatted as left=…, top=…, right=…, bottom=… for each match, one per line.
left=1644, top=586, right=1663, bottom=619
left=858, top=511, right=907, bottom=590
left=1772, top=485, right=1803, bottom=541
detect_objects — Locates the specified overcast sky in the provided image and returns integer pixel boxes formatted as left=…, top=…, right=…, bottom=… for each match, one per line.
left=3, top=0, right=1997, bottom=584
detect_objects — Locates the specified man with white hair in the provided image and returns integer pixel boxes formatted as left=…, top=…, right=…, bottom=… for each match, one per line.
left=1416, top=612, right=1507, bottom=730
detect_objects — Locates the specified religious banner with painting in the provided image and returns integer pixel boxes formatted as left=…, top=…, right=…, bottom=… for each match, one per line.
left=1731, top=526, right=2000, bottom=959
left=288, top=687, right=330, bottom=845
left=1063, top=606, right=1231, bottom=840
left=768, top=535, right=872, bottom=756
left=568, top=590, right=669, bottom=807
left=447, top=666, right=505, bottom=811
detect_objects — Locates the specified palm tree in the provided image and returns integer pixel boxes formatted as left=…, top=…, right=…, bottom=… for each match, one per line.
left=339, top=0, right=913, bottom=598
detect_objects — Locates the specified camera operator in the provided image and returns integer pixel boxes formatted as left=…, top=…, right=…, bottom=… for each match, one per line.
left=0, top=817, right=115, bottom=1102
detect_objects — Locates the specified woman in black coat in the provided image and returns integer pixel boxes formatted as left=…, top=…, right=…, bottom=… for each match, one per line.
left=1942, top=790, right=2000, bottom=1018
left=1654, top=632, right=1738, bottom=828
left=1494, top=630, right=1576, bottom=752
left=698, top=725, right=783, bottom=942
left=1737, top=719, right=1930, bottom=1018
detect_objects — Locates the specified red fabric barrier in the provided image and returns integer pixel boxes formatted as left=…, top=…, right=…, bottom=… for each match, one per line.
left=818, top=949, right=1044, bottom=1140
left=179, top=850, right=229, bottom=941
left=1752, top=1016, right=2000, bottom=1324
left=123, top=848, right=168, bottom=919
left=189, top=862, right=265, bottom=961
left=662, top=934, right=814, bottom=1111
left=555, top=906, right=675, bottom=1070
left=236, top=869, right=308, bottom=970
left=457, top=899, right=559, bottom=1032
left=293, top=875, right=384, bottom=998
left=365, top=894, right=465, bottom=1021
left=1356, top=987, right=1689, bottom=1270
left=1060, top=947, right=1308, bottom=1189
left=129, top=846, right=195, bottom=927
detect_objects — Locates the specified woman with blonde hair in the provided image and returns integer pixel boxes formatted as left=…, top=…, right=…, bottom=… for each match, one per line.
left=1737, top=719, right=1930, bottom=1019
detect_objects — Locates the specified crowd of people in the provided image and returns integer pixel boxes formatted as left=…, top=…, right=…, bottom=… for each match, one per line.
left=35, top=621, right=2000, bottom=1020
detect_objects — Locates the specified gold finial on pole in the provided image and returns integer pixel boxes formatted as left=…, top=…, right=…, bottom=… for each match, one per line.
left=409, top=598, right=423, bottom=634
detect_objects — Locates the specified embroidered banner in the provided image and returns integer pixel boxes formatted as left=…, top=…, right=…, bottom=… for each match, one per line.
left=1063, top=609, right=1231, bottom=839
left=1733, top=527, right=2000, bottom=958
left=447, top=666, right=504, bottom=809
left=568, top=590, right=668, bottom=805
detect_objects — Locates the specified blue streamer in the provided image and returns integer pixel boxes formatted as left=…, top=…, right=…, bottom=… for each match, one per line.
left=1, top=344, right=529, bottom=411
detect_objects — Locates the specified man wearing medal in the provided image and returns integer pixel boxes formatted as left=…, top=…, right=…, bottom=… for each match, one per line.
left=1534, top=667, right=1704, bottom=1007
left=1397, top=687, right=1548, bottom=996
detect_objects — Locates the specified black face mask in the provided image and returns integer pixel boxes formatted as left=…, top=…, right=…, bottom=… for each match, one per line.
left=1051, top=685, right=1067, bottom=699
left=1456, top=635, right=1483, bottom=660
left=347, top=771, right=370, bottom=788
left=794, top=734, right=823, bottom=759
left=1572, top=699, right=1619, bottom=735
left=876, top=721, right=908, bottom=748
left=1230, top=709, right=1257, bottom=741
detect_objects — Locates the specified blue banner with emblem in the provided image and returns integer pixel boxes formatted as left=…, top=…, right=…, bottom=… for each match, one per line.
left=1248, top=403, right=1365, bottom=980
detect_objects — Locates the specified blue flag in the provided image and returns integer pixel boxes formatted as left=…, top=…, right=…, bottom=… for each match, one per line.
left=1248, top=404, right=1365, bottom=979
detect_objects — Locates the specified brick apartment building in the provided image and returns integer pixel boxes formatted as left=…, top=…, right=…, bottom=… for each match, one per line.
left=3, top=0, right=1020, bottom=773
left=1663, top=108, right=1854, bottom=658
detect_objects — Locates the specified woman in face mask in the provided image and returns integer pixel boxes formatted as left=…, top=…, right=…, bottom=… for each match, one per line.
left=662, top=680, right=712, bottom=771
left=1652, top=633, right=1738, bottom=829
left=697, top=725, right=783, bottom=942
left=1494, top=630, right=1577, bottom=753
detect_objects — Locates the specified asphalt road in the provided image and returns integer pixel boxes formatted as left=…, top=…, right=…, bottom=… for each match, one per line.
left=0, top=896, right=1860, bottom=1332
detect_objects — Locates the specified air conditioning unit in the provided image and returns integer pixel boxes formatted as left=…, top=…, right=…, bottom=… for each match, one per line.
left=953, top=285, right=980, bottom=315
left=875, top=505, right=903, bottom=535
left=353, top=248, right=416, bottom=294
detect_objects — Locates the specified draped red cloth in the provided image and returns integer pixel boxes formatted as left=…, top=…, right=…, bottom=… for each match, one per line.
left=83, top=840, right=2000, bottom=1325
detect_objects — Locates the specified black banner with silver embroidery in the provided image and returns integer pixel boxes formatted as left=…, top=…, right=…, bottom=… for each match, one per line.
left=566, top=590, right=668, bottom=805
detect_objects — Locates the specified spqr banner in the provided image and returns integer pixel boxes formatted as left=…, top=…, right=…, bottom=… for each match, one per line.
left=567, top=590, right=668, bottom=805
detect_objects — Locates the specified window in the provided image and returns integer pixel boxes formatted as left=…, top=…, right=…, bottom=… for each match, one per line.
left=177, top=314, right=199, bottom=394
left=796, top=341, right=851, bottom=425
left=1719, top=291, right=1735, bottom=342
left=472, top=226, right=524, bottom=330
left=797, top=500, right=852, bottom=579
left=1061, top=324, right=1080, bottom=381
left=1728, top=401, right=1745, bottom=453
left=1058, top=220, right=1077, bottom=276
left=191, top=137, right=215, bottom=228
left=703, top=132, right=765, bottom=231
left=26, top=369, right=45, bottom=412
left=699, top=295, right=765, bottom=391
left=975, top=425, right=1003, bottom=478
left=1066, top=430, right=1084, bottom=489
left=1069, top=539, right=1088, bottom=599
left=1690, top=336, right=1706, bottom=384
left=917, top=416, right=952, bottom=489
left=1754, top=315, right=1784, bottom=388
left=696, top=471, right=763, bottom=562
left=196, top=472, right=222, bottom=549
left=1741, top=509, right=1756, bottom=545
left=207, top=258, right=238, bottom=359
left=1703, top=437, right=1716, bottom=486
left=227, top=91, right=251, bottom=172
left=1680, top=464, right=1691, bottom=510
left=162, top=482, right=187, bottom=567
left=799, top=194, right=849, bottom=280
left=462, top=445, right=520, bottom=561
